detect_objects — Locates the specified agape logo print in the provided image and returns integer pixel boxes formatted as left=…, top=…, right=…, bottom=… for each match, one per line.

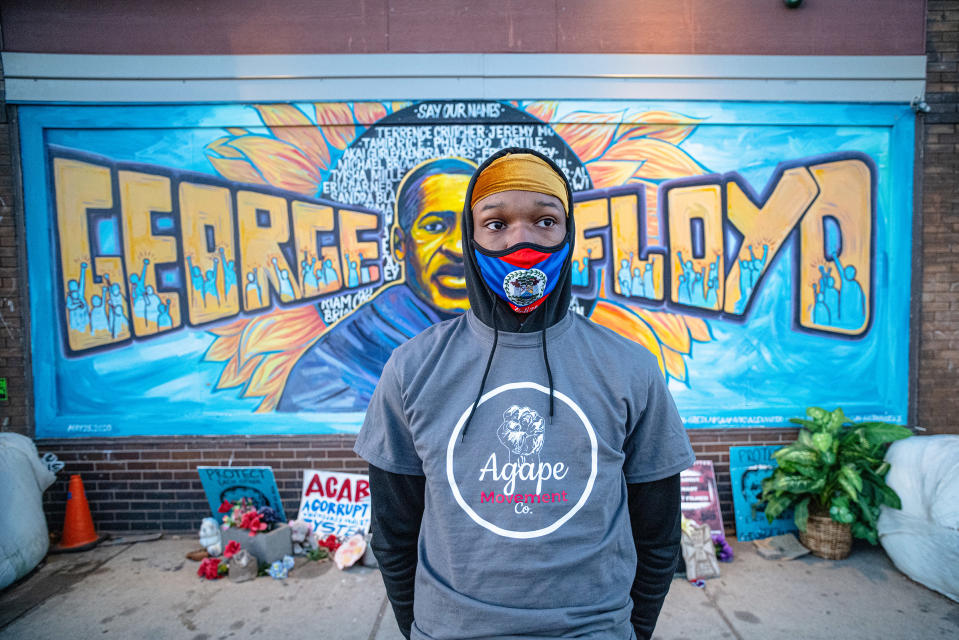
left=446, top=382, right=597, bottom=539
left=497, top=406, right=546, bottom=464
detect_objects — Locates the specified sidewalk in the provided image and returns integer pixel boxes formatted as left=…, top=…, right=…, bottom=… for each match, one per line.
left=1, top=536, right=956, bottom=640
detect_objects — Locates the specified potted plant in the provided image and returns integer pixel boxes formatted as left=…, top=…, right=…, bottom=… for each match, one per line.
left=218, top=498, right=292, bottom=565
left=760, top=407, right=911, bottom=559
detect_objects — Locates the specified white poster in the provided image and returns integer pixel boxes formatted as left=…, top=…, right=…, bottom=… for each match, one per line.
left=297, top=469, right=371, bottom=538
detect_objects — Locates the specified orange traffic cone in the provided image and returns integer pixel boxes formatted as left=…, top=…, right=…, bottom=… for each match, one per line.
left=55, top=474, right=102, bottom=551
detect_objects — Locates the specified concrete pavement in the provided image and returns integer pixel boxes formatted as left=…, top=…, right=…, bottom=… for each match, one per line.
left=1, top=536, right=956, bottom=639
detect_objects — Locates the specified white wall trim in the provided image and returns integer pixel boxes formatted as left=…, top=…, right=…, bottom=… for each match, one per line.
left=2, top=53, right=927, bottom=104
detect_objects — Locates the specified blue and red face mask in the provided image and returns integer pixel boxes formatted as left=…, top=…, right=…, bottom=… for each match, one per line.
left=473, top=241, right=570, bottom=312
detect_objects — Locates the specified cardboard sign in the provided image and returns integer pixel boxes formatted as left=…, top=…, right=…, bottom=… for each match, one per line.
left=729, top=446, right=797, bottom=541
left=197, top=466, right=287, bottom=522
left=297, top=470, right=371, bottom=538
left=680, top=459, right=724, bottom=536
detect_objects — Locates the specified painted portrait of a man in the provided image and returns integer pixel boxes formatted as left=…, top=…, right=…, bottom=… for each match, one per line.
left=277, top=157, right=475, bottom=412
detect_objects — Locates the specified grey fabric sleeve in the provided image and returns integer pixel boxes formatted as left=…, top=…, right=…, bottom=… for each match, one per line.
left=353, top=356, right=424, bottom=476
left=622, top=365, right=695, bottom=484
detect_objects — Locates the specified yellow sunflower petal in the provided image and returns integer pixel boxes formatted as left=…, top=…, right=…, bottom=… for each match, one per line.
left=228, top=136, right=322, bottom=195
left=314, top=103, right=358, bottom=150
left=244, top=353, right=287, bottom=397
left=353, top=102, right=388, bottom=125
left=611, top=137, right=704, bottom=180
left=208, top=306, right=329, bottom=411
left=633, top=308, right=692, bottom=355
left=238, top=306, right=325, bottom=363
left=684, top=316, right=713, bottom=343
left=588, top=300, right=665, bottom=375
left=661, top=346, right=689, bottom=384
left=524, top=100, right=558, bottom=123
left=217, top=353, right=264, bottom=390
left=226, top=127, right=250, bottom=136
left=553, top=111, right=621, bottom=160
left=208, top=316, right=252, bottom=338
left=252, top=104, right=332, bottom=172
left=243, top=351, right=303, bottom=412
left=586, top=160, right=644, bottom=189
left=204, top=332, right=242, bottom=362
left=206, top=136, right=244, bottom=159
left=206, top=154, right=268, bottom=186
left=615, top=110, right=704, bottom=145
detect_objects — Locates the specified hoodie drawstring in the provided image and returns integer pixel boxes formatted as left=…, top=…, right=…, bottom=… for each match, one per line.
left=463, top=284, right=558, bottom=437
left=462, top=288, right=500, bottom=439
left=541, top=321, right=555, bottom=424
left=539, top=291, right=555, bottom=424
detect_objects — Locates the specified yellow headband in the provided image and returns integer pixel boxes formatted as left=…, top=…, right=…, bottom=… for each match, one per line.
left=470, top=153, right=569, bottom=215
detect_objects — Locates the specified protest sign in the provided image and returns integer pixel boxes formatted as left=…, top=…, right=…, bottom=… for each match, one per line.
left=729, top=446, right=797, bottom=541
left=680, top=460, right=724, bottom=536
left=197, top=466, right=287, bottom=521
left=297, top=470, right=371, bottom=538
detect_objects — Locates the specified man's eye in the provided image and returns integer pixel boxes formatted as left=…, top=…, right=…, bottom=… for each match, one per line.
left=538, top=218, right=557, bottom=227
left=422, top=221, right=448, bottom=233
left=485, top=221, right=505, bottom=231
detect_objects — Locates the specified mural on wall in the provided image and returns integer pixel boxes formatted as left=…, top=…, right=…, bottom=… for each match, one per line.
left=21, top=99, right=913, bottom=437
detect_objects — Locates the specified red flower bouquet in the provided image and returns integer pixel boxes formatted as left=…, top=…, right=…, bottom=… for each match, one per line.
left=239, top=510, right=268, bottom=536
left=197, top=557, right=225, bottom=580
left=318, top=534, right=341, bottom=553
left=223, top=540, right=241, bottom=559
left=220, top=498, right=277, bottom=535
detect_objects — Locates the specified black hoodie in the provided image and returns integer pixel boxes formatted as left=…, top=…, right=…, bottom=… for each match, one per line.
left=365, top=147, right=681, bottom=640
left=462, top=146, right=576, bottom=334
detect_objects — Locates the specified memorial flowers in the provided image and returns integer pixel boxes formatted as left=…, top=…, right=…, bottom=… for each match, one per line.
left=197, top=557, right=227, bottom=580
left=223, top=540, right=241, bottom=559
left=712, top=533, right=734, bottom=562
left=317, top=534, right=341, bottom=553
left=219, top=498, right=279, bottom=536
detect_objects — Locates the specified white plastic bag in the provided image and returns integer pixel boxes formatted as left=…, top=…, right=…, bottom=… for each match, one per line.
left=877, top=435, right=959, bottom=603
left=0, top=433, right=57, bottom=589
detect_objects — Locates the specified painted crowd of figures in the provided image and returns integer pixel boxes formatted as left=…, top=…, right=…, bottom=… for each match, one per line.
left=65, top=247, right=379, bottom=338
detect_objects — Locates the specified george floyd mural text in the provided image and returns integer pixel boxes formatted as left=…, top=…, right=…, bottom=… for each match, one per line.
left=20, top=100, right=913, bottom=436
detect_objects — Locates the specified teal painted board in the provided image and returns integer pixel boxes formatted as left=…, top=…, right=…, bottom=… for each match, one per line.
left=730, top=445, right=797, bottom=541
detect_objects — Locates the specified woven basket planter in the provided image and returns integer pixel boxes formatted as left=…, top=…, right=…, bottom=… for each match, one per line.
left=799, top=513, right=852, bottom=560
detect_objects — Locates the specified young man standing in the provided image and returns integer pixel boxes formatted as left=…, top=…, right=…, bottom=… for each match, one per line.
left=355, top=148, right=694, bottom=640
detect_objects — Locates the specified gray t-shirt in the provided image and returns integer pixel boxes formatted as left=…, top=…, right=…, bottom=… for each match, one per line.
left=355, top=309, right=694, bottom=640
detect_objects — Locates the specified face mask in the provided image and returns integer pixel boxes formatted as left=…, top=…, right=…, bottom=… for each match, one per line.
left=473, top=240, right=570, bottom=312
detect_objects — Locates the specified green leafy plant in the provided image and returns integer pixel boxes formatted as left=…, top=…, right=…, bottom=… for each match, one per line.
left=761, top=407, right=911, bottom=544
left=306, top=547, right=329, bottom=562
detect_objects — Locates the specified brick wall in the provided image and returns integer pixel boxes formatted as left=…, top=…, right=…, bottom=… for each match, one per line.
left=39, top=429, right=798, bottom=536
left=40, top=435, right=367, bottom=534
left=918, top=1, right=959, bottom=435
left=0, top=54, right=31, bottom=436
